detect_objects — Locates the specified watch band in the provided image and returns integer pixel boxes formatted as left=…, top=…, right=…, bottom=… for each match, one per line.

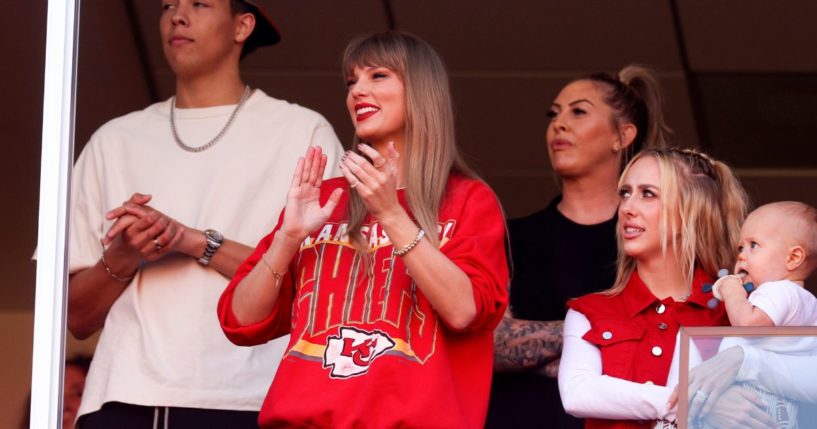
left=198, top=229, right=224, bottom=266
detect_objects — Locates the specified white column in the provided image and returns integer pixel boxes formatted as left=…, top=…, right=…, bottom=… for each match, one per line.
left=31, top=0, right=80, bottom=427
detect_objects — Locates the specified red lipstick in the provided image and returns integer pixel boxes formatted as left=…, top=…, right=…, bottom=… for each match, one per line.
left=354, top=102, right=379, bottom=122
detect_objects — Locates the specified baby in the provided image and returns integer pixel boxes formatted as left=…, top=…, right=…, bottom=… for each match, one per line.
left=703, top=201, right=817, bottom=429
left=716, top=201, right=817, bottom=328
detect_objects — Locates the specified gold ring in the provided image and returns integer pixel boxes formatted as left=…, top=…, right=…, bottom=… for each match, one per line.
left=154, top=239, right=163, bottom=251
left=374, top=160, right=386, bottom=169
left=350, top=181, right=359, bottom=189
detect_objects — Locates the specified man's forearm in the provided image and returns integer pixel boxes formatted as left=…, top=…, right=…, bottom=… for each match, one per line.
left=176, top=227, right=254, bottom=279
left=493, top=312, right=563, bottom=373
left=67, top=259, right=134, bottom=339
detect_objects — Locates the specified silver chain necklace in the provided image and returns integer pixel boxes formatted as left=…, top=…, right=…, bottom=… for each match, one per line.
left=170, top=85, right=252, bottom=153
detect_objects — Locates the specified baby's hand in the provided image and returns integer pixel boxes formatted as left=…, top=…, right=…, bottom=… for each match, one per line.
left=712, top=275, right=747, bottom=301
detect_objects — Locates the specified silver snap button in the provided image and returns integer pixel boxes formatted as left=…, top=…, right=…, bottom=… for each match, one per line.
left=656, top=304, right=666, bottom=314
left=645, top=380, right=654, bottom=385
left=658, top=322, right=668, bottom=330
left=652, top=346, right=663, bottom=357
left=602, top=331, right=613, bottom=340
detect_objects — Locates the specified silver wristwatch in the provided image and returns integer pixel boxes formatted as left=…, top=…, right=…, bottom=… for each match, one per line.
left=198, top=229, right=224, bottom=266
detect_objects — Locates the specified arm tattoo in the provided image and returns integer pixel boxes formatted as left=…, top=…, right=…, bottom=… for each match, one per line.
left=493, top=308, right=564, bottom=376
left=539, top=358, right=561, bottom=378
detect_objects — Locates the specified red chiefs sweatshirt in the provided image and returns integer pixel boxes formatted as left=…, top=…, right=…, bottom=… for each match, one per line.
left=218, top=175, right=509, bottom=428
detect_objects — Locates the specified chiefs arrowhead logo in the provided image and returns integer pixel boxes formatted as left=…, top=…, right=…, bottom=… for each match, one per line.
left=323, top=327, right=396, bottom=378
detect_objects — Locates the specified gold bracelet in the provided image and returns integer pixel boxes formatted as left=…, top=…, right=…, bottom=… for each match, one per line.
left=260, top=254, right=287, bottom=283
left=394, top=229, right=426, bottom=256
left=100, top=252, right=137, bottom=283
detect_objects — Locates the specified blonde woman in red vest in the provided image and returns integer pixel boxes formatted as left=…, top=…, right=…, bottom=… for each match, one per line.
left=559, top=148, right=750, bottom=429
left=218, top=32, right=509, bottom=428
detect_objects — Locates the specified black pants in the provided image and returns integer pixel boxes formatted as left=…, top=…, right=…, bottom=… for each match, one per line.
left=78, top=402, right=259, bottom=429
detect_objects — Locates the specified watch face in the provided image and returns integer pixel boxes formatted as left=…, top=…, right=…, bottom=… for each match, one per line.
left=206, top=229, right=224, bottom=243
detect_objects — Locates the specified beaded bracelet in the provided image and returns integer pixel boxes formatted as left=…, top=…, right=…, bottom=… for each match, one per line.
left=394, top=229, right=426, bottom=257
left=100, top=252, right=137, bottom=283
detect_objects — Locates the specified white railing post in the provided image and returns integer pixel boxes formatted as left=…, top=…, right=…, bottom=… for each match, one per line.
left=31, top=0, right=80, bottom=427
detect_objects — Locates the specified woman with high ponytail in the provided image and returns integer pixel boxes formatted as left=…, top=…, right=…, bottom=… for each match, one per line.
left=559, top=148, right=749, bottom=428
left=616, top=66, right=675, bottom=154
left=489, top=65, right=672, bottom=429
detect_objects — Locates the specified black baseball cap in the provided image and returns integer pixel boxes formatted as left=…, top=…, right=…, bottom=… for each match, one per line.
left=239, top=0, right=281, bottom=46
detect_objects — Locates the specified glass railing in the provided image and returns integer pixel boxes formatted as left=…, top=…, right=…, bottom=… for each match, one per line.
left=677, top=326, right=817, bottom=429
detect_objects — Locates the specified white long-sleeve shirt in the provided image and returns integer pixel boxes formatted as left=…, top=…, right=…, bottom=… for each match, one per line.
left=738, top=345, right=817, bottom=403
left=559, top=309, right=703, bottom=422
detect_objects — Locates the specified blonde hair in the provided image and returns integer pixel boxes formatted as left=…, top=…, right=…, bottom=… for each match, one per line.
left=579, top=65, right=673, bottom=169
left=608, top=148, right=749, bottom=294
left=341, top=32, right=476, bottom=254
